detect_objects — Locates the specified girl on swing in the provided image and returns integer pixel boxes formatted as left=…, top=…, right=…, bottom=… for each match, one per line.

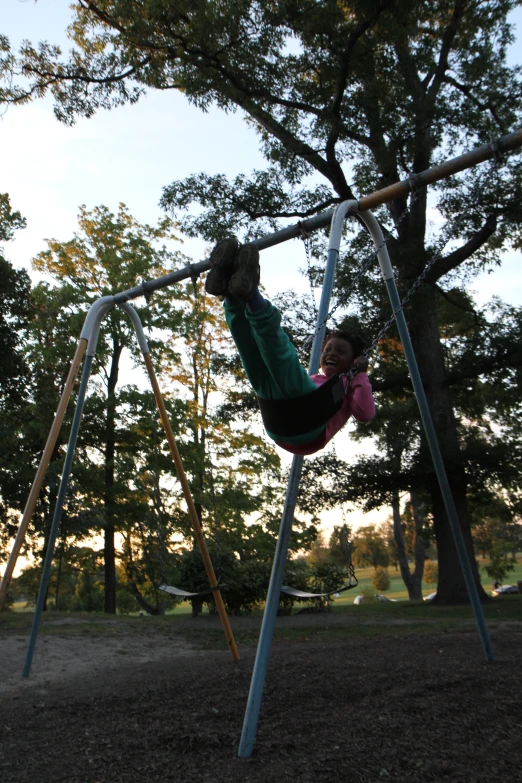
left=205, top=238, right=376, bottom=456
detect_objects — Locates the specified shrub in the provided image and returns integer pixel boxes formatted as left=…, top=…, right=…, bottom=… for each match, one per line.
left=372, top=566, right=390, bottom=593
left=360, top=586, right=380, bottom=603
left=116, top=589, right=139, bottom=615
left=70, top=572, right=104, bottom=612
left=484, top=544, right=517, bottom=584
left=278, top=559, right=312, bottom=615
left=423, top=560, right=438, bottom=586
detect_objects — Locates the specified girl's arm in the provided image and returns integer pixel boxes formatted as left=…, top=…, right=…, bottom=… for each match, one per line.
left=349, top=372, right=376, bottom=422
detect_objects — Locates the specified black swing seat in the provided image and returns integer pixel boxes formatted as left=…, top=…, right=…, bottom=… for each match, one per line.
left=281, top=581, right=358, bottom=600
left=159, top=583, right=224, bottom=599
left=257, top=374, right=345, bottom=438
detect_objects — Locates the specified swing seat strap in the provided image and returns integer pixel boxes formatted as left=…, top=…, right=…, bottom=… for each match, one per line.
left=257, top=374, right=345, bottom=437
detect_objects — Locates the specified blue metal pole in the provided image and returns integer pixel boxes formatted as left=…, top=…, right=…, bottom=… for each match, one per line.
left=349, top=206, right=494, bottom=663
left=22, top=354, right=94, bottom=678
left=238, top=202, right=358, bottom=758
left=384, top=277, right=495, bottom=662
left=237, top=453, right=304, bottom=757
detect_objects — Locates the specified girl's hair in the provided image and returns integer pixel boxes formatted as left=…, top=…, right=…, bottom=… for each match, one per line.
left=323, top=330, right=365, bottom=359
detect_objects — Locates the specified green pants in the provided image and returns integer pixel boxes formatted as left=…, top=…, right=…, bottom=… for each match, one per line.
left=224, top=298, right=325, bottom=445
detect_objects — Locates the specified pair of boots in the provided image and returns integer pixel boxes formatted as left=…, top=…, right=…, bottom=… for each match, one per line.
left=205, top=238, right=260, bottom=301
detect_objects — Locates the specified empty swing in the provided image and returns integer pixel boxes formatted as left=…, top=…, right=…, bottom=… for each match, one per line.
left=281, top=525, right=358, bottom=600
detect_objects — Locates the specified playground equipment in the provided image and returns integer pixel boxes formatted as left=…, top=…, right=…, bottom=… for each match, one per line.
left=1, top=129, right=522, bottom=753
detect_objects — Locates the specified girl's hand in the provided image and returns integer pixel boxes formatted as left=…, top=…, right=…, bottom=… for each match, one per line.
left=353, top=355, right=368, bottom=373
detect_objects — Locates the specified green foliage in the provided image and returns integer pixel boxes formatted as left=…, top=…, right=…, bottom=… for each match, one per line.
left=303, top=531, right=331, bottom=566
left=0, top=194, right=34, bottom=543
left=11, top=565, right=41, bottom=605
left=309, top=560, right=351, bottom=604
left=173, top=545, right=271, bottom=616
left=70, top=571, right=104, bottom=612
left=116, top=588, right=140, bottom=615
left=221, top=558, right=273, bottom=616
left=0, top=193, right=26, bottom=243
left=327, top=523, right=354, bottom=567
left=352, top=525, right=390, bottom=570
left=371, top=566, right=390, bottom=593
left=359, top=585, right=380, bottom=603
left=484, top=543, right=517, bottom=583
left=423, top=560, right=439, bottom=586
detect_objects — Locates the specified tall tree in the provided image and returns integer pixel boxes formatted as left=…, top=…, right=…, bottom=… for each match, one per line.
left=0, top=194, right=34, bottom=561
left=0, top=194, right=32, bottom=408
left=32, top=203, right=185, bottom=612
left=4, top=1, right=522, bottom=601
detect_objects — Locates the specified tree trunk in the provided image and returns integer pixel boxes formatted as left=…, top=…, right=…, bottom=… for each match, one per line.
left=409, top=489, right=426, bottom=597
left=104, top=340, right=122, bottom=614
left=391, top=489, right=422, bottom=600
left=127, top=582, right=165, bottom=616
left=55, top=539, right=64, bottom=611
left=408, top=287, right=486, bottom=603
left=39, top=479, right=58, bottom=612
left=191, top=596, right=204, bottom=617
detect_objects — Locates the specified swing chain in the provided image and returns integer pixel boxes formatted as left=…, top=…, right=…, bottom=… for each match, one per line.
left=300, top=235, right=387, bottom=356
left=188, top=264, right=201, bottom=288
left=490, top=138, right=504, bottom=166
left=339, top=522, right=358, bottom=588
left=206, top=448, right=224, bottom=580
left=140, top=284, right=170, bottom=586
left=151, top=423, right=170, bottom=585
left=299, top=222, right=318, bottom=322
left=334, top=245, right=440, bottom=385
left=363, top=250, right=440, bottom=357
left=139, top=279, right=153, bottom=304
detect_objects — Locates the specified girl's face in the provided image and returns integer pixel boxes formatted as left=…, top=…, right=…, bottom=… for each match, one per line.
left=320, top=337, right=355, bottom=377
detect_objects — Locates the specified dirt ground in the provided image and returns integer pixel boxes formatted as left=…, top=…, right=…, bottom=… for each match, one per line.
left=0, top=614, right=521, bottom=782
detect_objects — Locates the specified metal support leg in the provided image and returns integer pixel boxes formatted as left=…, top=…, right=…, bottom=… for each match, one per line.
left=355, top=207, right=494, bottom=663
left=22, top=354, right=94, bottom=677
left=238, top=455, right=303, bottom=757
left=0, top=338, right=87, bottom=611
left=238, top=202, right=359, bottom=757
left=386, top=280, right=494, bottom=662
left=21, top=297, right=113, bottom=677
left=119, top=302, right=240, bottom=662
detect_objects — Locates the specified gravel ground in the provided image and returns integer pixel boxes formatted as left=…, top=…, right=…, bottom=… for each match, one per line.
left=0, top=618, right=520, bottom=782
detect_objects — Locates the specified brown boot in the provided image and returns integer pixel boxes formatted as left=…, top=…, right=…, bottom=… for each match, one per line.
left=205, top=237, right=239, bottom=296
left=228, top=244, right=260, bottom=300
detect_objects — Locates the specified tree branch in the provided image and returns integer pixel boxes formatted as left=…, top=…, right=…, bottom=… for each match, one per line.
left=441, top=73, right=507, bottom=133
left=426, top=213, right=497, bottom=282
left=21, top=58, right=153, bottom=89
left=434, top=284, right=482, bottom=318
left=326, top=1, right=390, bottom=162
left=447, top=346, right=522, bottom=386
left=244, top=198, right=340, bottom=221
left=426, top=0, right=467, bottom=108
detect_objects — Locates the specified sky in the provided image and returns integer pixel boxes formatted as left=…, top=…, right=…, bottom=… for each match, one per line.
left=2, top=0, right=310, bottom=294
left=2, top=0, right=522, bottom=549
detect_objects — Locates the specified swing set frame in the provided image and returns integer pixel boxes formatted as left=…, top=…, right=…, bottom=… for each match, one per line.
left=1, top=128, right=522, bottom=753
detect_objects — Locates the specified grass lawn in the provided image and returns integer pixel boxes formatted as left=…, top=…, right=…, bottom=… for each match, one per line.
left=3, top=590, right=521, bottom=651
left=8, top=556, right=521, bottom=624
left=333, top=555, right=522, bottom=605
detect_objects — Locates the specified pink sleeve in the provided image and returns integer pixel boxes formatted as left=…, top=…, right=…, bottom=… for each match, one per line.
left=348, top=372, right=376, bottom=422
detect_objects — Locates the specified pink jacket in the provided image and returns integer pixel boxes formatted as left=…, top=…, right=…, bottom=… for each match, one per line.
left=279, top=372, right=376, bottom=456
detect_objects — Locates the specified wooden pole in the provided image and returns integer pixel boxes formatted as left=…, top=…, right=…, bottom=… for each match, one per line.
left=143, top=352, right=240, bottom=662
left=0, top=338, right=88, bottom=611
